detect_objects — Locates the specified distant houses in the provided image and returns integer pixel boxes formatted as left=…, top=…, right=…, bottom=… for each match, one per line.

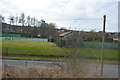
left=2, top=23, right=120, bottom=43
left=59, top=31, right=73, bottom=40
left=113, top=37, right=120, bottom=42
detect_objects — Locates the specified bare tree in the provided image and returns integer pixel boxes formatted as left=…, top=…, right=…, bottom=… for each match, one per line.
left=0, top=15, right=5, bottom=23
left=9, top=14, right=14, bottom=25
left=40, top=19, right=47, bottom=37
left=35, top=19, right=38, bottom=27
left=37, top=21, right=41, bottom=27
left=33, top=17, right=36, bottom=27
left=26, top=16, right=31, bottom=26
left=21, top=13, right=25, bottom=26
left=30, top=17, right=34, bottom=26
left=40, top=19, right=45, bottom=26
left=18, top=16, right=22, bottom=26
left=15, top=14, right=18, bottom=26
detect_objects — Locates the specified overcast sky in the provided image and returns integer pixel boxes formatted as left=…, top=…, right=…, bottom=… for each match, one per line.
left=0, top=0, right=119, bottom=32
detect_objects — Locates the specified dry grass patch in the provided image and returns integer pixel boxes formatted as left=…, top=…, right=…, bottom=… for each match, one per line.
left=2, top=63, right=104, bottom=78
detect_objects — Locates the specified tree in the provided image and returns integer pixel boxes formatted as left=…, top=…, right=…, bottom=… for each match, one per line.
left=30, top=17, right=34, bottom=26
left=33, top=17, right=36, bottom=27
left=15, top=14, right=18, bottom=26
left=40, top=19, right=45, bottom=26
left=40, top=19, right=48, bottom=37
left=37, top=21, right=41, bottom=27
left=0, top=15, right=5, bottom=23
left=39, top=21, right=58, bottom=40
left=47, top=23, right=58, bottom=42
left=0, top=15, right=2, bottom=23
left=9, top=14, right=14, bottom=25
left=26, top=16, right=31, bottom=26
left=21, top=13, right=25, bottom=26
left=35, top=19, right=38, bottom=27
left=47, top=23, right=56, bottom=35
left=19, top=16, right=22, bottom=25
left=60, top=27, right=67, bottom=31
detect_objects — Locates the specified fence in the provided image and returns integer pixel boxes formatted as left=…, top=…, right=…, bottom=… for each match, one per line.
left=0, top=34, right=21, bottom=37
left=59, top=40, right=119, bottom=49
left=1, top=37, right=48, bottom=42
left=78, top=41, right=119, bottom=49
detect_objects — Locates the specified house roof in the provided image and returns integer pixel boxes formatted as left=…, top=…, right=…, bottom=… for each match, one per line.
left=113, top=37, right=120, bottom=41
left=59, top=31, right=72, bottom=37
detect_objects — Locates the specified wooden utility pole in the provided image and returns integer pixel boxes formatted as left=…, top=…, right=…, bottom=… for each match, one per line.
left=101, top=15, right=106, bottom=76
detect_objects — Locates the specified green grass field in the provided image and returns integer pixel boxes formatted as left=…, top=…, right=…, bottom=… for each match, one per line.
left=2, top=40, right=118, bottom=64
left=2, top=40, right=65, bottom=56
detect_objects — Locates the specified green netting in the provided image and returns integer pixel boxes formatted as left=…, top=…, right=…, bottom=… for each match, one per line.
left=0, top=34, right=21, bottom=37
left=79, top=41, right=119, bottom=49
left=60, top=40, right=119, bottom=49
left=1, top=37, right=48, bottom=42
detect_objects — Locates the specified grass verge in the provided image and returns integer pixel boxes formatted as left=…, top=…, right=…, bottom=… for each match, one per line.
left=2, top=56, right=118, bottom=64
left=2, top=56, right=64, bottom=61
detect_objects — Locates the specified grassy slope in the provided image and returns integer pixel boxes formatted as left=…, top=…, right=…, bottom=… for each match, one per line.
left=2, top=40, right=118, bottom=59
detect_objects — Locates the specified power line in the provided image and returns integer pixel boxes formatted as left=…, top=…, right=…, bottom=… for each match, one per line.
left=44, top=18, right=103, bottom=21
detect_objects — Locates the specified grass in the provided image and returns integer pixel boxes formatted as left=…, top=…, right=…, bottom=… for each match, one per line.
left=2, top=56, right=64, bottom=61
left=63, top=48, right=118, bottom=59
left=2, top=40, right=65, bottom=56
left=79, top=48, right=118, bottom=59
left=2, top=40, right=56, bottom=47
left=2, top=56, right=118, bottom=64
left=2, top=40, right=118, bottom=60
left=2, top=40, right=118, bottom=78
left=2, top=62, right=103, bottom=78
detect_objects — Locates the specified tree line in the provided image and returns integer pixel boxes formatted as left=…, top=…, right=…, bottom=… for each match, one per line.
left=1, top=13, right=59, bottom=41
left=0, top=13, right=119, bottom=43
left=0, top=13, right=49, bottom=27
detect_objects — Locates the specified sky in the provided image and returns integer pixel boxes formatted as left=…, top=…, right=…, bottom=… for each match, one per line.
left=0, top=0, right=119, bottom=32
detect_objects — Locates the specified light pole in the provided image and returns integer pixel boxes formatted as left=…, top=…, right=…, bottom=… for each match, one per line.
left=101, top=15, right=106, bottom=76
